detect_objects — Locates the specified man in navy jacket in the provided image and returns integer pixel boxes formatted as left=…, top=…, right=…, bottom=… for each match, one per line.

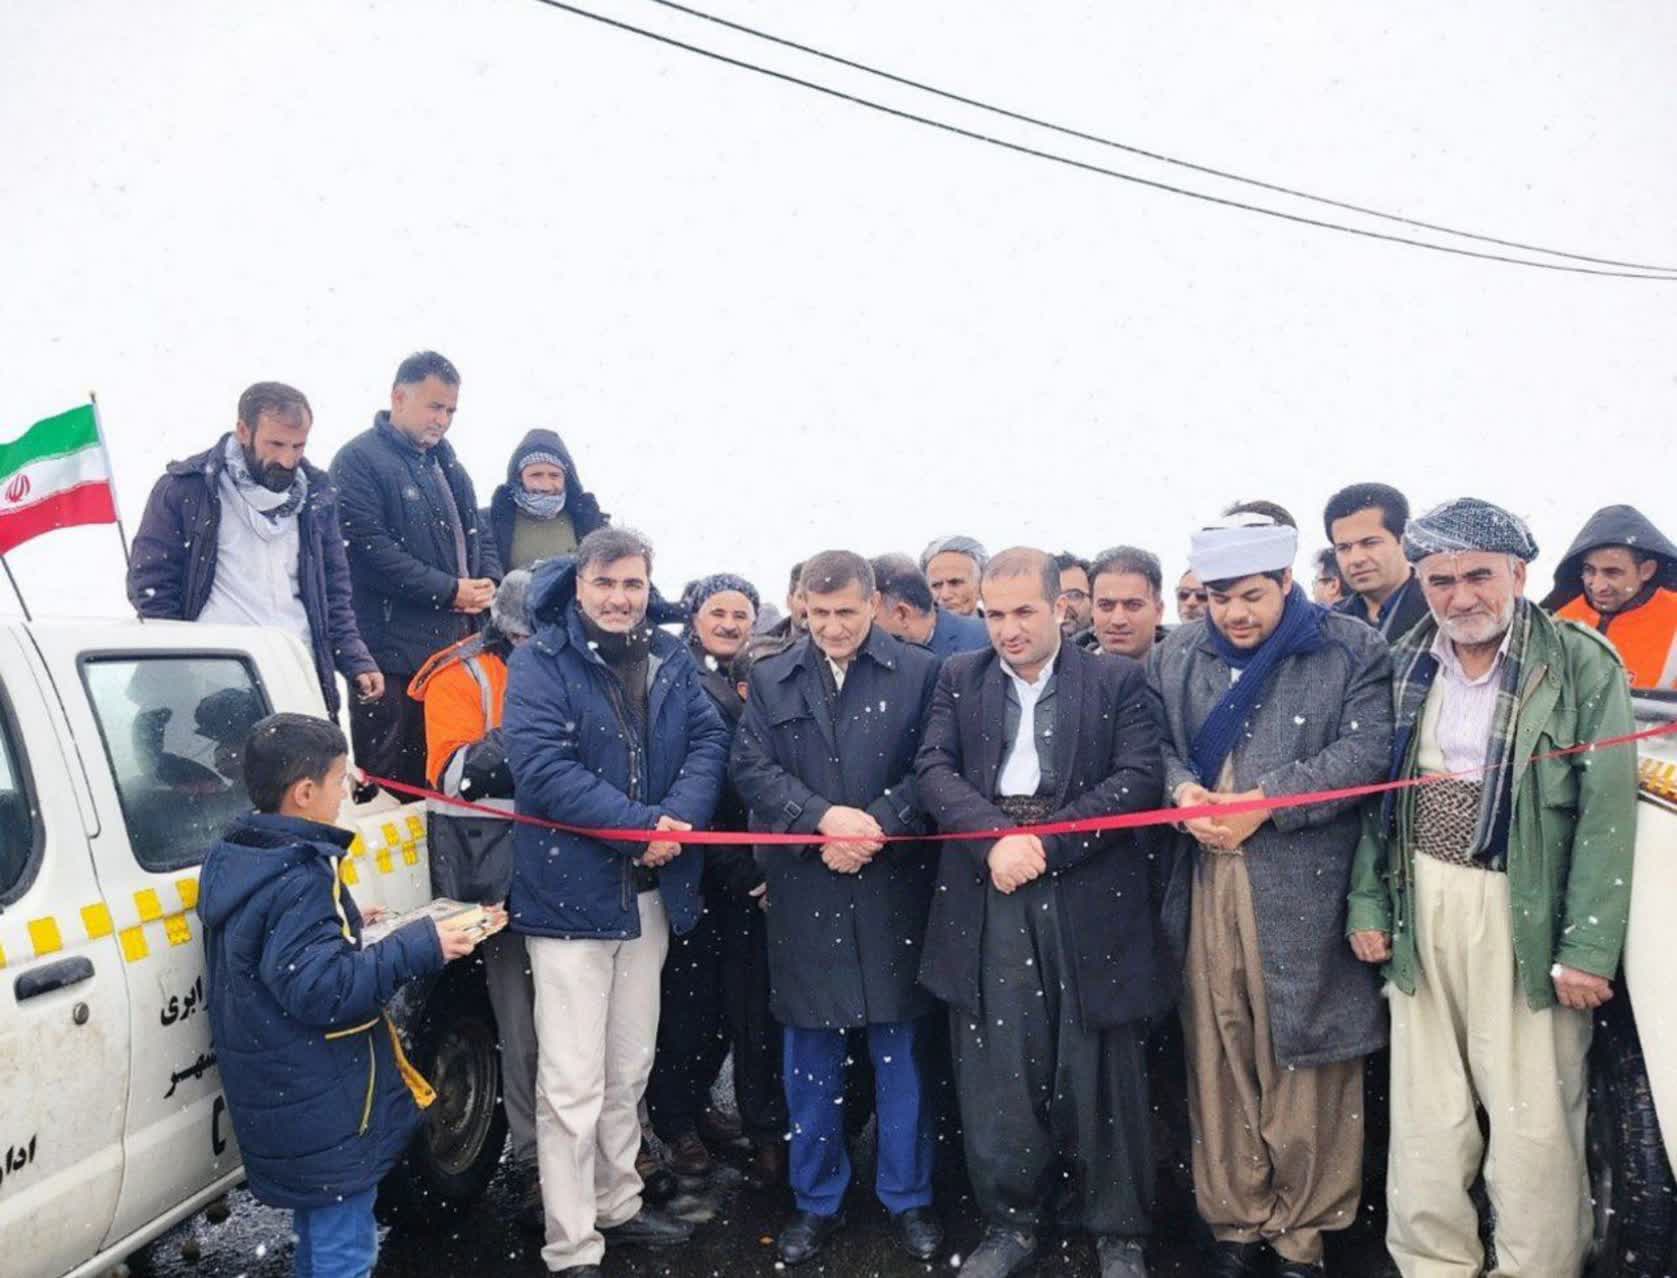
left=128, top=381, right=379, bottom=717
left=504, top=528, right=728, bottom=1277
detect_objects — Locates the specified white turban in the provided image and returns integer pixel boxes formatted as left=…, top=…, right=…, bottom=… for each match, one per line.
left=1189, top=517, right=1298, bottom=584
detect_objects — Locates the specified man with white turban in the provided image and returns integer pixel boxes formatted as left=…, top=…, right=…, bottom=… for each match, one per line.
left=1348, top=497, right=1638, bottom=1277
left=1148, top=505, right=1394, bottom=1278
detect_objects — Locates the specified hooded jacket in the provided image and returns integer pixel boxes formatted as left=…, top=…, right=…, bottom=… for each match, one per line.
left=503, top=557, right=729, bottom=940
left=126, top=440, right=376, bottom=715
left=197, top=812, right=443, bottom=1209
left=484, top=429, right=609, bottom=572
left=1543, top=505, right=1677, bottom=690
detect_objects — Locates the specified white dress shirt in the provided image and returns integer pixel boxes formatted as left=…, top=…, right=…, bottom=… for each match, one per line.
left=1417, top=625, right=1513, bottom=775
left=997, top=646, right=1059, bottom=798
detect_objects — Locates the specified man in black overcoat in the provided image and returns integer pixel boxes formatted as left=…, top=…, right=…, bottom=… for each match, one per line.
left=916, top=547, right=1167, bottom=1278
left=730, top=550, right=944, bottom=1268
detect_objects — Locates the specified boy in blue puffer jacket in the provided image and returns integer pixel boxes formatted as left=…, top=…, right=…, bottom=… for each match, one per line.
left=197, top=713, right=482, bottom=1278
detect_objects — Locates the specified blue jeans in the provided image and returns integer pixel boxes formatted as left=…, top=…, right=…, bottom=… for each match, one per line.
left=783, top=1019, right=934, bottom=1217
left=294, top=1188, right=378, bottom=1278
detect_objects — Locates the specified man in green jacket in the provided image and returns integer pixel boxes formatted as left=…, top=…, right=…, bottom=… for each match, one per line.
left=1346, top=497, right=1637, bottom=1278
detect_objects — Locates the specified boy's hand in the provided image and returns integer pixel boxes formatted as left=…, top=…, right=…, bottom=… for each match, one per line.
left=360, top=905, right=388, bottom=925
left=434, top=916, right=479, bottom=961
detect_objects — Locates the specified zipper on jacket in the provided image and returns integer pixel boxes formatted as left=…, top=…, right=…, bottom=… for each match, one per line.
left=325, top=1017, right=381, bottom=1135
left=599, top=669, right=645, bottom=913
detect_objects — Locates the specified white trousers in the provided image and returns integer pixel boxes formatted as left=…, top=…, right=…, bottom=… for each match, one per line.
left=528, top=892, right=670, bottom=1271
left=1386, top=854, right=1593, bottom=1278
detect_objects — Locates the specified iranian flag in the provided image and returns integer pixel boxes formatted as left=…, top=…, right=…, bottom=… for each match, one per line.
left=0, top=404, right=118, bottom=555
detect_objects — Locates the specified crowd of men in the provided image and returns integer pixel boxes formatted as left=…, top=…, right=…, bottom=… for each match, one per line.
left=130, top=350, right=1676, bottom=1278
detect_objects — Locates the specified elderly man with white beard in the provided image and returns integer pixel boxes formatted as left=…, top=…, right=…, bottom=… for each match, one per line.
left=1348, top=497, right=1638, bottom=1278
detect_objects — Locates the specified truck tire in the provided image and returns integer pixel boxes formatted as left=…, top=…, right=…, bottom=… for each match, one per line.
left=1586, top=991, right=1676, bottom=1277
left=377, top=963, right=509, bottom=1230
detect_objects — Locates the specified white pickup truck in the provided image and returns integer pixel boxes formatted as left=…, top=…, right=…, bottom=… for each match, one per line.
left=0, top=619, right=1673, bottom=1277
left=0, top=621, right=507, bottom=1278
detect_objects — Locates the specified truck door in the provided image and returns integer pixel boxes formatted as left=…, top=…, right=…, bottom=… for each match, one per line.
left=0, top=629, right=130, bottom=1278
left=55, top=641, right=278, bottom=1245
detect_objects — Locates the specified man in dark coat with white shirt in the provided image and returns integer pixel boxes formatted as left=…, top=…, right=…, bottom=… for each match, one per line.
left=730, top=549, right=944, bottom=1268
left=917, top=547, right=1166, bottom=1278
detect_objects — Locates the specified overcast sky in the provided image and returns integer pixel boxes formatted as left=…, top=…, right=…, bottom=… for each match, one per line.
left=3, top=0, right=1673, bottom=624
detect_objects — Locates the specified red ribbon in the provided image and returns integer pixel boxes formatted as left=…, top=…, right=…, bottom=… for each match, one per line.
left=359, top=718, right=1676, bottom=847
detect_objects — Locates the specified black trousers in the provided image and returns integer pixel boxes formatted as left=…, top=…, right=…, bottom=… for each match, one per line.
left=349, top=680, right=429, bottom=792
left=646, top=890, right=785, bottom=1142
left=952, top=878, right=1153, bottom=1237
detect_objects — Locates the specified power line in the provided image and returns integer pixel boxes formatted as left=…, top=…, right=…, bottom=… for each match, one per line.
left=649, top=0, right=1677, bottom=276
left=530, top=0, right=1676, bottom=281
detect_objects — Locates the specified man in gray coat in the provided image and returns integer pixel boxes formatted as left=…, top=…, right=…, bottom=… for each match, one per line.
left=1148, top=508, right=1393, bottom=1278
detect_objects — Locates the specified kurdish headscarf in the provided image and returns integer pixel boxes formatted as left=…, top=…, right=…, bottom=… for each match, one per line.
left=1403, top=497, right=1539, bottom=564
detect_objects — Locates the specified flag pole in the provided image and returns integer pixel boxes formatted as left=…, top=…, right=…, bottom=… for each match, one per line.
left=88, top=392, right=133, bottom=570
left=0, top=553, right=32, bottom=622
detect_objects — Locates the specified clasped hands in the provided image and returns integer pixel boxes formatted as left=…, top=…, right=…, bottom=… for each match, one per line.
left=1175, top=782, right=1269, bottom=853
left=637, top=813, right=691, bottom=868
left=817, top=805, right=885, bottom=874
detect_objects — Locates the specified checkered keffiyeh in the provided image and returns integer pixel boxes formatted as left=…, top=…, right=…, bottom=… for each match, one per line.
left=1403, top=497, right=1539, bottom=564
left=1387, top=599, right=1533, bottom=870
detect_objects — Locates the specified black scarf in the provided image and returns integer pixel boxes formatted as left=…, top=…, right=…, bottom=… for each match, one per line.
left=582, top=613, right=652, bottom=732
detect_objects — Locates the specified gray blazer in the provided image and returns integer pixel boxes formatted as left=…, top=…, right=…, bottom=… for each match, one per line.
left=1148, top=613, right=1395, bottom=1067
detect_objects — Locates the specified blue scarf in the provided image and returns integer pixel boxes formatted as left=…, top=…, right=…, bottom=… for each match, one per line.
left=1189, top=584, right=1328, bottom=785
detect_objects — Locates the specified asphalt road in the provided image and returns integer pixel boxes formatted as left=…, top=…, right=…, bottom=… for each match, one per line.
left=132, top=1133, right=1395, bottom=1278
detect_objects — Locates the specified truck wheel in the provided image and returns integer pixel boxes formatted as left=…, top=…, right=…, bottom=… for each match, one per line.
left=377, top=966, right=509, bottom=1231
left=1586, top=991, right=1676, bottom=1277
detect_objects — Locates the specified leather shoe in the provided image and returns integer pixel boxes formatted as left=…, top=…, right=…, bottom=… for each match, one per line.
left=1275, top=1262, right=1326, bottom=1277
left=777, top=1210, right=845, bottom=1265
left=745, top=1139, right=787, bottom=1189
left=668, top=1129, right=713, bottom=1178
left=892, top=1206, right=943, bottom=1260
left=599, top=1205, right=694, bottom=1248
left=1096, top=1235, right=1149, bottom=1278
left=1206, top=1241, right=1265, bottom=1277
left=959, top=1225, right=1038, bottom=1278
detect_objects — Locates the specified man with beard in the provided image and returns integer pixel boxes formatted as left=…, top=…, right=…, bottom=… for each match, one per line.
left=917, top=547, right=1167, bottom=1278
left=1544, top=504, right=1677, bottom=689
left=1055, top=552, right=1094, bottom=635
left=504, top=528, right=730, bottom=1276
left=731, top=550, right=944, bottom=1267
left=1150, top=511, right=1393, bottom=1278
left=129, top=381, right=381, bottom=718
left=331, top=351, right=500, bottom=788
left=1324, top=483, right=1429, bottom=643
left=646, top=574, right=788, bottom=1188
left=1086, top=545, right=1169, bottom=660
left=1350, top=498, right=1637, bottom=1278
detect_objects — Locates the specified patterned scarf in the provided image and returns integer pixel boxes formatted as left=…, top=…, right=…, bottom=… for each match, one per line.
left=223, top=433, right=306, bottom=522
left=1189, top=584, right=1328, bottom=784
left=513, top=487, right=568, bottom=520
left=1387, top=597, right=1532, bottom=865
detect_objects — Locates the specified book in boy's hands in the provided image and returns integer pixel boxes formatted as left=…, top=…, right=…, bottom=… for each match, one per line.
left=361, top=899, right=507, bottom=947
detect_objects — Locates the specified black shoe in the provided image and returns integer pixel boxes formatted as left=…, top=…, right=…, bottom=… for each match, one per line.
left=959, top=1224, right=1038, bottom=1278
left=1096, top=1235, right=1149, bottom=1278
left=667, top=1129, right=713, bottom=1179
left=1206, top=1241, right=1264, bottom=1277
left=777, top=1210, right=845, bottom=1266
left=1274, top=1262, right=1325, bottom=1278
left=892, top=1206, right=944, bottom=1260
left=599, top=1205, right=695, bottom=1248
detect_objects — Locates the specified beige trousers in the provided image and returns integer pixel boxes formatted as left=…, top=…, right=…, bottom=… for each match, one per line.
left=1182, top=850, right=1365, bottom=1265
left=528, top=892, right=670, bottom=1272
left=1387, top=854, right=1592, bottom=1278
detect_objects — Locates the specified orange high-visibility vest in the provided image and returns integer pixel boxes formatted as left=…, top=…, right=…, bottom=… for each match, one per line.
left=1557, top=588, right=1677, bottom=690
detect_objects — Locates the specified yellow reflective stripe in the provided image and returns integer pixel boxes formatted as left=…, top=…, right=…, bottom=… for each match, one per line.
left=27, top=917, right=62, bottom=957
left=380, top=821, right=400, bottom=846
left=134, top=888, right=164, bottom=922
left=405, top=814, right=424, bottom=841
left=401, top=843, right=419, bottom=867
left=176, top=877, right=199, bottom=911
left=375, top=848, right=393, bottom=875
left=0, top=942, right=7, bottom=969
left=340, top=858, right=360, bottom=885
left=348, top=833, right=366, bottom=856
left=120, top=926, right=149, bottom=963
left=81, top=903, right=114, bottom=940
left=163, top=914, right=192, bottom=946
